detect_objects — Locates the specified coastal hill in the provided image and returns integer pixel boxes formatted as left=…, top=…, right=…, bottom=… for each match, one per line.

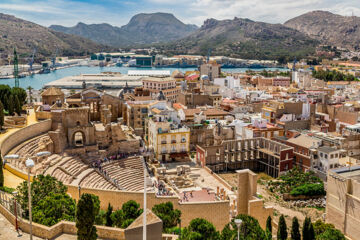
left=0, top=13, right=108, bottom=59
left=50, top=12, right=198, bottom=47
left=156, top=17, right=318, bottom=60
left=284, top=10, right=360, bottom=50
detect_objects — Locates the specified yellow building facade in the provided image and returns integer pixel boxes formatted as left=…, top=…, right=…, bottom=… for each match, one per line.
left=148, top=118, right=190, bottom=162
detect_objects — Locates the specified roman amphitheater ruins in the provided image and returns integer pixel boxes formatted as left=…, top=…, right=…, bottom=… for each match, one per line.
left=1, top=87, right=272, bottom=229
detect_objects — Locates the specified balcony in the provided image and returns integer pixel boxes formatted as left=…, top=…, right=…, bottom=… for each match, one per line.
left=171, top=140, right=177, bottom=144
left=181, top=139, right=186, bottom=143
left=161, top=141, right=167, bottom=144
left=161, top=150, right=167, bottom=154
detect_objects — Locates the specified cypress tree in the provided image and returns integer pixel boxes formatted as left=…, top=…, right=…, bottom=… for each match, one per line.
left=266, top=215, right=272, bottom=233
left=0, top=154, right=4, bottom=187
left=309, top=221, right=315, bottom=240
left=8, top=95, right=14, bottom=116
left=105, top=203, right=113, bottom=227
left=291, top=217, right=301, bottom=240
left=303, top=217, right=310, bottom=240
left=0, top=101, right=4, bottom=130
left=14, top=95, right=21, bottom=116
left=76, top=193, right=100, bottom=240
left=277, top=215, right=288, bottom=240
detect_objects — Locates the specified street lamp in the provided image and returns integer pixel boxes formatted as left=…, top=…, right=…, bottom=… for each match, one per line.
left=4, top=151, right=51, bottom=240
left=234, top=218, right=243, bottom=240
left=25, top=158, right=34, bottom=240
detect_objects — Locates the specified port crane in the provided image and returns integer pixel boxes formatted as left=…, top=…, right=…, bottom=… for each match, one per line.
left=13, top=48, right=19, bottom=88
left=51, top=48, right=58, bottom=70
left=28, top=48, right=36, bottom=73
left=207, top=48, right=212, bottom=63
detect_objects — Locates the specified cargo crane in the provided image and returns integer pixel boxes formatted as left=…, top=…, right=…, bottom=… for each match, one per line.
left=51, top=48, right=58, bottom=70
left=13, top=48, right=19, bottom=88
left=28, top=48, right=36, bottom=73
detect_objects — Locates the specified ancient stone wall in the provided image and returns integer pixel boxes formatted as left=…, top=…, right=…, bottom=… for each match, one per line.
left=67, top=185, right=230, bottom=230
left=1, top=119, right=52, bottom=156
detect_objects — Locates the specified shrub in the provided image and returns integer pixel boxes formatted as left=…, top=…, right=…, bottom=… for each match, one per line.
left=290, top=183, right=325, bottom=197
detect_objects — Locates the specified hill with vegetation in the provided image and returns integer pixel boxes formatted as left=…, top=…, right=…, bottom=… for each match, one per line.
left=284, top=11, right=360, bottom=50
left=155, top=17, right=318, bottom=61
left=50, top=12, right=198, bottom=47
left=0, top=13, right=108, bottom=60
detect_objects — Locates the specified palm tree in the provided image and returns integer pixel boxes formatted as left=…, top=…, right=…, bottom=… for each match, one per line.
left=27, top=86, right=33, bottom=104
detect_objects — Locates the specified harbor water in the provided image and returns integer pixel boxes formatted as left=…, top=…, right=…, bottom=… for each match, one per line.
left=0, top=66, right=288, bottom=89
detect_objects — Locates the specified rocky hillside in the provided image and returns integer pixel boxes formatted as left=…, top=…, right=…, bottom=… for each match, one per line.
left=50, top=12, right=198, bottom=47
left=156, top=17, right=318, bottom=60
left=284, top=11, right=360, bottom=50
left=0, top=13, right=108, bottom=60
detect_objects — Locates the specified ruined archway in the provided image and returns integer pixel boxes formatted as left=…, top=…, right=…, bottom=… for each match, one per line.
left=73, top=131, right=86, bottom=147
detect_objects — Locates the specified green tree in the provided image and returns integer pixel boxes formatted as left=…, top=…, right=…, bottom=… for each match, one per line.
left=313, top=220, right=336, bottom=236
left=11, top=87, right=27, bottom=105
left=111, top=209, right=124, bottom=228
left=182, top=218, right=220, bottom=240
left=32, top=192, right=76, bottom=226
left=152, top=202, right=181, bottom=231
left=0, top=85, right=11, bottom=110
left=14, top=95, right=21, bottom=116
left=16, top=174, right=68, bottom=218
left=95, top=210, right=106, bottom=225
left=291, top=217, right=301, bottom=240
left=0, top=154, right=4, bottom=188
left=266, top=216, right=272, bottom=233
left=309, top=221, right=315, bottom=240
left=303, top=217, right=315, bottom=240
left=316, top=228, right=345, bottom=240
left=105, top=203, right=113, bottom=227
left=76, top=193, right=100, bottom=240
left=277, top=215, right=287, bottom=240
left=0, top=101, right=4, bottom=129
left=220, top=214, right=266, bottom=240
left=110, top=200, right=143, bottom=228
left=8, top=94, right=14, bottom=116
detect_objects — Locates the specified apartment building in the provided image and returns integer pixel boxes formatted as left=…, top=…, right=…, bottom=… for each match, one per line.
left=200, top=63, right=221, bottom=81
left=124, top=100, right=167, bottom=136
left=196, top=137, right=294, bottom=177
left=274, top=133, right=322, bottom=172
left=142, top=77, right=180, bottom=103
left=148, top=116, right=190, bottom=162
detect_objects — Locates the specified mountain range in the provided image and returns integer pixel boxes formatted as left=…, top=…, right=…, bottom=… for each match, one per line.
left=284, top=10, right=360, bottom=51
left=155, top=17, right=318, bottom=60
left=50, top=13, right=198, bottom=47
left=1, top=10, right=359, bottom=61
left=0, top=13, right=109, bottom=60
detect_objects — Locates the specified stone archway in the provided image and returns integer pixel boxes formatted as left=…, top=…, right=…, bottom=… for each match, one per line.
left=72, top=131, right=86, bottom=147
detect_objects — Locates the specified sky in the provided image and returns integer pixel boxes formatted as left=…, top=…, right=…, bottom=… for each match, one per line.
left=0, top=0, right=359, bottom=27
